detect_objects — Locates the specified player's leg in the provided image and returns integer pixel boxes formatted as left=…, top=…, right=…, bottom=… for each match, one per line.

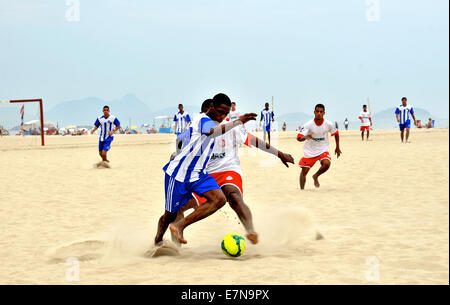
left=312, top=158, right=331, bottom=188
left=221, top=184, right=258, bottom=244
left=170, top=176, right=226, bottom=244
left=171, top=198, right=198, bottom=244
left=361, top=130, right=364, bottom=141
left=101, top=150, right=108, bottom=162
left=405, top=128, right=410, bottom=142
left=300, top=167, right=310, bottom=189
left=175, top=198, right=197, bottom=221
left=366, top=129, right=370, bottom=140
left=101, top=140, right=111, bottom=162
left=98, top=141, right=104, bottom=159
left=155, top=210, right=178, bottom=245
left=155, top=174, right=196, bottom=244
left=399, top=124, right=405, bottom=142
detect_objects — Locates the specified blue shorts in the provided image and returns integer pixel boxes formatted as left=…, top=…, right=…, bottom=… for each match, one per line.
left=99, top=140, right=112, bottom=152
left=164, top=173, right=220, bottom=213
left=399, top=121, right=411, bottom=131
left=263, top=124, right=271, bottom=133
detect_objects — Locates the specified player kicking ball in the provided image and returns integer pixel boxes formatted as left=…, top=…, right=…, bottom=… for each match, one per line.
left=297, top=104, right=342, bottom=189
left=90, top=105, right=121, bottom=167
left=154, top=93, right=257, bottom=247
left=173, top=101, right=294, bottom=245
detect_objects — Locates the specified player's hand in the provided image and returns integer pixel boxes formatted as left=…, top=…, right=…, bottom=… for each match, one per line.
left=108, top=131, right=114, bottom=136
left=335, top=147, right=342, bottom=158
left=91, top=129, right=95, bottom=134
left=238, top=113, right=257, bottom=124
left=397, top=118, right=400, bottom=123
left=279, top=152, right=295, bottom=168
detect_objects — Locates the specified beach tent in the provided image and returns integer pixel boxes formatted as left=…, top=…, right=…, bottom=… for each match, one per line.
left=154, top=115, right=173, bottom=133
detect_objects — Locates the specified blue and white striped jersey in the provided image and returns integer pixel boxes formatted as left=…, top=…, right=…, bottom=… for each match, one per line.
left=395, top=105, right=414, bottom=124
left=94, top=115, right=120, bottom=142
left=261, top=109, right=274, bottom=126
left=164, top=113, right=217, bottom=182
left=173, top=112, right=192, bottom=134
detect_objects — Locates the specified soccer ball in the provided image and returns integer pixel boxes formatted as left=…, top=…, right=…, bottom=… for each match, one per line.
left=221, top=233, right=246, bottom=258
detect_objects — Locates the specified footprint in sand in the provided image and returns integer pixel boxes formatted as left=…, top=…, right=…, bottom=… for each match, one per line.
left=94, top=161, right=110, bottom=169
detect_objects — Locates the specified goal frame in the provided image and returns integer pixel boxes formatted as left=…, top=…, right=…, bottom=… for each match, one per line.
left=0, top=98, right=45, bottom=146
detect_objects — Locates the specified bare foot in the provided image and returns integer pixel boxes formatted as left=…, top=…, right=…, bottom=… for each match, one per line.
left=246, top=232, right=259, bottom=244
left=312, top=174, right=320, bottom=188
left=169, top=223, right=187, bottom=244
left=171, top=230, right=181, bottom=247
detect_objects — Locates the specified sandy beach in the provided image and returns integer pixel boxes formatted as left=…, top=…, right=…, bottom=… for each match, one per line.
left=0, top=128, right=448, bottom=284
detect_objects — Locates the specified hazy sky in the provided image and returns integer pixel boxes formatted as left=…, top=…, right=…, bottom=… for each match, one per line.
left=0, top=0, right=448, bottom=119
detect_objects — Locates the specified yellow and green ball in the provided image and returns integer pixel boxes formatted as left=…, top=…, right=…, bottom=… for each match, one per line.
left=221, top=233, right=246, bottom=258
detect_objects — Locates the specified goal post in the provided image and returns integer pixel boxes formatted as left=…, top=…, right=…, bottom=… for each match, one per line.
left=0, top=98, right=45, bottom=146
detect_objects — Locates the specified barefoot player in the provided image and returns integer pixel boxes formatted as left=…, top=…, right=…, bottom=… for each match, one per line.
left=91, top=105, right=121, bottom=163
left=359, top=104, right=372, bottom=141
left=297, top=104, right=342, bottom=189
left=395, top=97, right=417, bottom=143
left=154, top=93, right=257, bottom=245
left=174, top=108, right=294, bottom=244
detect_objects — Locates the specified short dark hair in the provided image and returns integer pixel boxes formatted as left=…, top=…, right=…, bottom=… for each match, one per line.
left=201, top=99, right=212, bottom=113
left=212, top=93, right=232, bottom=108
left=103, top=105, right=109, bottom=110
left=231, top=102, right=236, bottom=106
left=402, top=97, right=407, bottom=101
left=315, top=104, right=325, bottom=111
left=363, top=104, right=367, bottom=108
left=178, top=104, right=183, bottom=107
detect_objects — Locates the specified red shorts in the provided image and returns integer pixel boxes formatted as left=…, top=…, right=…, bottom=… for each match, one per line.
left=192, top=171, right=243, bottom=205
left=360, top=125, right=370, bottom=131
left=299, top=152, right=331, bottom=168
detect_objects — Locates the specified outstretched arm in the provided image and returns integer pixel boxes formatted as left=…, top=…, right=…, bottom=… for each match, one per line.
left=205, top=113, right=257, bottom=138
left=91, top=126, right=98, bottom=134
left=250, top=135, right=294, bottom=167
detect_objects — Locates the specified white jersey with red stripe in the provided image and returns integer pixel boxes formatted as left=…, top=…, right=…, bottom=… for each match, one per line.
left=206, top=123, right=252, bottom=176
left=298, top=118, right=338, bottom=158
left=359, top=111, right=371, bottom=127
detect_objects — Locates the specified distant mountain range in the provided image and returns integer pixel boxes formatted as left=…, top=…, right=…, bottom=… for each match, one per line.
left=1, top=94, right=447, bottom=130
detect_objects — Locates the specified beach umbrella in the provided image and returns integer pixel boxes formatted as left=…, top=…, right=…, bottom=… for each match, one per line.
left=130, top=126, right=138, bottom=129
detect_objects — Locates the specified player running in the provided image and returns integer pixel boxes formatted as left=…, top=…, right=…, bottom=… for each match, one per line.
left=297, top=104, right=342, bottom=189
left=260, top=102, right=274, bottom=145
left=359, top=104, right=373, bottom=141
left=395, top=97, right=417, bottom=143
left=90, top=105, right=121, bottom=163
left=173, top=104, right=191, bottom=135
left=173, top=105, right=294, bottom=245
left=154, top=93, right=257, bottom=245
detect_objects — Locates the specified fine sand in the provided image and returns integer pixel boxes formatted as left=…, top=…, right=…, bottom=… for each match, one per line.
left=0, top=128, right=448, bottom=284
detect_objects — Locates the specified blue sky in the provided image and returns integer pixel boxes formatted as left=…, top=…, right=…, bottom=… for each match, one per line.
left=0, top=0, right=448, bottom=119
